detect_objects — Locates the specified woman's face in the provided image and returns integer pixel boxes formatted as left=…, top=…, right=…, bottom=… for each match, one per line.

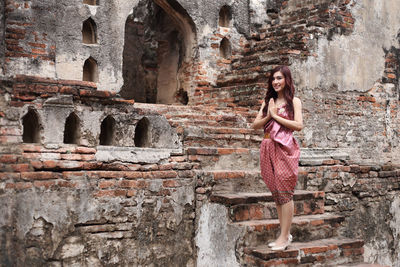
left=272, top=71, right=285, bottom=93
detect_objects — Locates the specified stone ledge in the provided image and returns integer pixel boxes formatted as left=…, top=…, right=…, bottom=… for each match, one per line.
left=95, top=146, right=183, bottom=164
left=300, top=148, right=350, bottom=166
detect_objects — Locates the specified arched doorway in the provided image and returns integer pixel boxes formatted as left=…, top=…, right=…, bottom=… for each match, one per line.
left=22, top=109, right=41, bottom=143
left=64, top=113, right=80, bottom=144
left=121, top=0, right=196, bottom=105
left=99, top=116, right=115, bottom=146
left=134, top=117, right=151, bottom=147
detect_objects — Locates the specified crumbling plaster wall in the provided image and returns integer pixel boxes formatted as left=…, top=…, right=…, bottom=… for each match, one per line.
left=3, top=0, right=250, bottom=97
left=289, top=0, right=400, bottom=165
left=0, top=177, right=195, bottom=266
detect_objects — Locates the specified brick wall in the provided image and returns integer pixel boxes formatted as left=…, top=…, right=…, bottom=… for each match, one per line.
left=0, top=143, right=197, bottom=266
left=0, top=76, right=194, bottom=266
left=4, top=0, right=56, bottom=75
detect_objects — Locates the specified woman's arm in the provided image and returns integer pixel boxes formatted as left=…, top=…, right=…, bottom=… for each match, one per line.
left=269, top=97, right=303, bottom=131
left=251, top=100, right=271, bottom=129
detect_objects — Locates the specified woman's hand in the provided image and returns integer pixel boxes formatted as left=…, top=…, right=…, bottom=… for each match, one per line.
left=251, top=99, right=272, bottom=129
left=268, top=98, right=277, bottom=118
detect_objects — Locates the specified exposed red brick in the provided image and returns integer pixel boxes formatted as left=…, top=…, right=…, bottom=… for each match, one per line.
left=235, top=209, right=250, bottom=221
left=59, top=86, right=78, bottom=95
left=42, top=160, right=58, bottom=169
left=0, top=135, right=21, bottom=143
left=99, top=180, right=115, bottom=189
left=11, top=164, right=31, bottom=172
left=162, top=180, right=181, bottom=188
left=60, top=154, right=83, bottom=161
left=6, top=27, right=26, bottom=35
left=213, top=171, right=245, bottom=180
left=150, top=171, right=178, bottom=179
left=33, top=180, right=55, bottom=188
left=6, top=182, right=32, bottom=189
left=79, top=89, right=113, bottom=98
left=57, top=181, right=77, bottom=188
left=0, top=172, right=21, bottom=180
left=127, top=190, right=137, bottom=197
left=119, top=180, right=148, bottom=189
left=21, top=171, right=60, bottom=180
left=62, top=171, right=86, bottom=179
left=28, top=42, right=46, bottom=48
left=0, top=154, right=18, bottom=163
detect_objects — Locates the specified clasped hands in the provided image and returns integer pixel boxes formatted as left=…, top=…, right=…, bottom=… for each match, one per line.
left=268, top=98, right=278, bottom=118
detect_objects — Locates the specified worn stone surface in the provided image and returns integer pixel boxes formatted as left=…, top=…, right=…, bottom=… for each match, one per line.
left=195, top=202, right=243, bottom=267
left=1, top=0, right=400, bottom=266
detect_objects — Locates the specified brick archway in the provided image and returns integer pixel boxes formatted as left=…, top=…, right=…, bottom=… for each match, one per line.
left=121, top=0, right=197, bottom=105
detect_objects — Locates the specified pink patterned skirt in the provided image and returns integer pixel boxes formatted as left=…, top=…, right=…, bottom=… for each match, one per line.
left=260, top=107, right=300, bottom=205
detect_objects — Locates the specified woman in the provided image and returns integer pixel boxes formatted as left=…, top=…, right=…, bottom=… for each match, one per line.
left=251, top=65, right=303, bottom=251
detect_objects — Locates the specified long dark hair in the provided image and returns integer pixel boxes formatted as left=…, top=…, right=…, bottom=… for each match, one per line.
left=263, top=65, right=295, bottom=119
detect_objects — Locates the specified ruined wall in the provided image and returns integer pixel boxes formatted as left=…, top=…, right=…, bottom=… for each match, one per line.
left=0, top=76, right=194, bottom=266
left=193, top=0, right=400, bottom=165
left=290, top=0, right=400, bottom=165
left=1, top=0, right=251, bottom=98
left=1, top=0, right=400, bottom=266
left=299, top=157, right=400, bottom=266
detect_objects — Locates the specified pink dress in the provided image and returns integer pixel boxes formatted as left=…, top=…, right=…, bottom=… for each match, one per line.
left=260, top=104, right=300, bottom=205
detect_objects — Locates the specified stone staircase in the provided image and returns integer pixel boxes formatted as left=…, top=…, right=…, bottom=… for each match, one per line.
left=211, top=191, right=364, bottom=266
left=137, top=103, right=378, bottom=266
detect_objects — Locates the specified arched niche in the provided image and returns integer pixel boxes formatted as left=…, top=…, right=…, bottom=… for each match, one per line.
left=99, top=116, right=115, bottom=146
left=220, top=37, right=232, bottom=59
left=64, top=113, right=80, bottom=144
left=121, top=0, right=197, bottom=105
left=83, top=57, right=98, bottom=82
left=83, top=0, right=98, bottom=5
left=134, top=117, right=151, bottom=147
left=82, top=17, right=97, bottom=44
left=22, top=109, right=41, bottom=143
left=218, top=5, right=232, bottom=27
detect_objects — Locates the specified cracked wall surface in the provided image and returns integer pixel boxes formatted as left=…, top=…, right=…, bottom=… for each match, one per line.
left=0, top=0, right=400, bottom=266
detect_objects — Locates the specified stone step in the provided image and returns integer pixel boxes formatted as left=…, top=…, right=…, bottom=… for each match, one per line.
left=183, top=127, right=262, bottom=148
left=244, top=238, right=364, bottom=267
left=168, top=118, right=241, bottom=128
left=235, top=213, right=345, bottom=247
left=200, top=169, right=308, bottom=194
left=199, top=170, right=267, bottom=193
left=231, top=52, right=282, bottom=70
left=184, top=137, right=261, bottom=149
left=211, top=190, right=325, bottom=221
left=187, top=147, right=260, bottom=171
left=199, top=85, right=265, bottom=109
left=216, top=71, right=268, bottom=87
left=184, top=125, right=258, bottom=136
left=168, top=117, right=246, bottom=128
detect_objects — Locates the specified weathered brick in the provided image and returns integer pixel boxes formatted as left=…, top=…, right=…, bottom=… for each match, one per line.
left=162, top=179, right=181, bottom=188
left=11, top=164, right=31, bottom=172
left=33, top=180, right=55, bottom=188
left=21, top=172, right=60, bottom=180
left=0, top=154, right=18, bottom=163
left=99, top=180, right=115, bottom=189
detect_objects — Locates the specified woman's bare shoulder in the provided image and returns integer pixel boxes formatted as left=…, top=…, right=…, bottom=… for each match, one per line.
left=293, top=97, right=302, bottom=105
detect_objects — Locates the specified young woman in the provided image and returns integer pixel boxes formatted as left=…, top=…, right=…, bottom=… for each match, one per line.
left=251, top=65, right=303, bottom=251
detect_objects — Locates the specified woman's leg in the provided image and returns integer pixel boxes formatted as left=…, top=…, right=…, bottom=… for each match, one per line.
left=274, top=200, right=294, bottom=246
left=276, top=203, right=283, bottom=232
